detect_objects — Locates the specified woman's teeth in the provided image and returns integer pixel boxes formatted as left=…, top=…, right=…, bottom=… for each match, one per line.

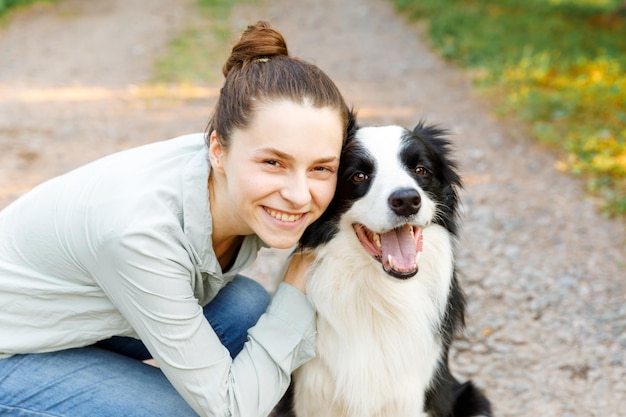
left=265, top=207, right=303, bottom=222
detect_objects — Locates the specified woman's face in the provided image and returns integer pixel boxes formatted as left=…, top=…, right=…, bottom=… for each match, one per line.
left=210, top=100, right=344, bottom=249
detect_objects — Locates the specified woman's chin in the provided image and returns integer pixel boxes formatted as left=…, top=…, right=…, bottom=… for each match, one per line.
left=256, top=226, right=302, bottom=249
left=262, top=236, right=299, bottom=250
left=256, top=210, right=311, bottom=249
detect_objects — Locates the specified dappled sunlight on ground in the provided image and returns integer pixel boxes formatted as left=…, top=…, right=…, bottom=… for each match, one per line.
left=0, top=84, right=220, bottom=103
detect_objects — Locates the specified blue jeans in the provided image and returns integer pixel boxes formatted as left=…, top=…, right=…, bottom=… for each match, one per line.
left=0, top=276, right=270, bottom=417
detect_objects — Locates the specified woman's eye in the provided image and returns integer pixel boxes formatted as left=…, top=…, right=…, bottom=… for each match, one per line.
left=352, top=172, right=368, bottom=182
left=310, top=166, right=336, bottom=181
left=415, top=166, right=428, bottom=176
left=264, top=160, right=280, bottom=167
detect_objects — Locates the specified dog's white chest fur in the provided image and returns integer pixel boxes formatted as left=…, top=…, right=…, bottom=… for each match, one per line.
left=293, top=225, right=453, bottom=417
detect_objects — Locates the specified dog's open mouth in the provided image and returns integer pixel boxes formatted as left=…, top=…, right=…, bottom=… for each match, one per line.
left=353, top=223, right=423, bottom=279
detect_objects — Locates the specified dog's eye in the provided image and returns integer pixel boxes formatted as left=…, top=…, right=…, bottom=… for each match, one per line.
left=352, top=172, right=369, bottom=182
left=414, top=166, right=428, bottom=176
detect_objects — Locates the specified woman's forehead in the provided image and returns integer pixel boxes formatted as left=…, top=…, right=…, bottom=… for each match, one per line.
left=233, top=101, right=344, bottom=151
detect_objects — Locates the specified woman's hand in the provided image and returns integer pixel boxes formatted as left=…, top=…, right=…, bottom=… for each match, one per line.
left=282, top=250, right=315, bottom=293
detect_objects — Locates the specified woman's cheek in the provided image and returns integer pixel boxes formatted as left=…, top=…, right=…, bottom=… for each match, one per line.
left=317, top=178, right=338, bottom=211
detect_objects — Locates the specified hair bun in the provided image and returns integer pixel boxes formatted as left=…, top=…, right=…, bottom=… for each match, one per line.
left=222, top=21, right=289, bottom=77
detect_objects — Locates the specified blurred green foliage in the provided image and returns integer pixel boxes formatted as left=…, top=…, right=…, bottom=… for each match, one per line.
left=153, top=0, right=254, bottom=84
left=0, top=0, right=52, bottom=17
left=394, top=0, right=626, bottom=215
left=0, top=0, right=33, bottom=13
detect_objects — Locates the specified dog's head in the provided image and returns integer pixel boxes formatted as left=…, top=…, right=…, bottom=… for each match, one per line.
left=301, top=122, right=461, bottom=279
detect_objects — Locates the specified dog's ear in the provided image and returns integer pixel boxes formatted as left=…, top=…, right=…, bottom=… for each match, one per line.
left=412, top=121, right=451, bottom=155
left=412, top=120, right=462, bottom=235
left=412, top=120, right=461, bottom=189
left=345, top=107, right=359, bottom=144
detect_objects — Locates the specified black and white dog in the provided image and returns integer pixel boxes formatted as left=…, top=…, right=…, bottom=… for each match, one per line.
left=274, top=121, right=492, bottom=417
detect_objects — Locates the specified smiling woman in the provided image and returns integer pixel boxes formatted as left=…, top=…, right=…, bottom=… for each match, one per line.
left=0, top=20, right=352, bottom=417
left=208, top=100, right=343, bottom=250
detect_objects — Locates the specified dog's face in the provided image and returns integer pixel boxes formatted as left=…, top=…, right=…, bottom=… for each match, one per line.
left=301, top=122, right=461, bottom=279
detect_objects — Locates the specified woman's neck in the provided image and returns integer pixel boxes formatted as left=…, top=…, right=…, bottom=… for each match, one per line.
left=208, top=174, right=245, bottom=271
left=213, top=235, right=244, bottom=271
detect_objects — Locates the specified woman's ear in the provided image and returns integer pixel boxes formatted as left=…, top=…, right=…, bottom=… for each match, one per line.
left=208, top=131, right=225, bottom=173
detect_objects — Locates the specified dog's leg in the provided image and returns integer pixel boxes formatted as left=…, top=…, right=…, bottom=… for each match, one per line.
left=425, top=359, right=492, bottom=417
left=452, top=380, right=493, bottom=417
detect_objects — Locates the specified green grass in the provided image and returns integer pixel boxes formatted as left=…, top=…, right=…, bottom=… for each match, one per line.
left=0, top=0, right=54, bottom=20
left=0, top=0, right=38, bottom=14
left=152, top=0, right=253, bottom=84
left=394, top=0, right=626, bottom=216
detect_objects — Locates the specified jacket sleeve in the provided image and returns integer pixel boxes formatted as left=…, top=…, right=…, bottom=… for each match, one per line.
left=90, top=227, right=316, bottom=417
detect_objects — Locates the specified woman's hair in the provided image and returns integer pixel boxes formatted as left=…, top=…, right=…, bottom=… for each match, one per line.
left=206, top=21, right=351, bottom=149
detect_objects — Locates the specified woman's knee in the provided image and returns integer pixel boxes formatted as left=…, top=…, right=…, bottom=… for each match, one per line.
left=204, top=275, right=271, bottom=357
left=231, top=275, right=271, bottom=321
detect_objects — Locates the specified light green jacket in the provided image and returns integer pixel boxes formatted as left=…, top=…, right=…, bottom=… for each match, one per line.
left=0, top=134, right=316, bottom=417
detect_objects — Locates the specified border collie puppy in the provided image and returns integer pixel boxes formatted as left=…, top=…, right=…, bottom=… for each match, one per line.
left=274, top=122, right=492, bottom=417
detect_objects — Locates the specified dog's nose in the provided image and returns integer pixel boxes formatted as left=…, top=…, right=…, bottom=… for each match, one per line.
left=388, top=188, right=421, bottom=216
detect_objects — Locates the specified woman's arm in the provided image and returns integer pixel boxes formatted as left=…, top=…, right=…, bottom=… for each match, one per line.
left=90, top=228, right=316, bottom=417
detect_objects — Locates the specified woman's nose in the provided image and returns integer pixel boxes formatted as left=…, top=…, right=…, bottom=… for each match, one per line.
left=280, top=172, right=311, bottom=207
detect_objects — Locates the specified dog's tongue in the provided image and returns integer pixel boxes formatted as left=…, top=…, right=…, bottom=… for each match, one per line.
left=381, top=225, right=423, bottom=272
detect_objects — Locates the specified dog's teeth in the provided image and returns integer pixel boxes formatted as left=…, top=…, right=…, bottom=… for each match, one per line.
left=374, top=233, right=382, bottom=248
left=416, top=252, right=421, bottom=263
left=388, top=254, right=394, bottom=269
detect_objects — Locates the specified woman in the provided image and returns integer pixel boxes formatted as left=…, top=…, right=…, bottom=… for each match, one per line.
left=0, top=21, right=352, bottom=416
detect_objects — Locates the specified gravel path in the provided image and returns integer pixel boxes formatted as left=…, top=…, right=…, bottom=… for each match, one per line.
left=1, top=1, right=625, bottom=416
left=0, top=0, right=197, bottom=205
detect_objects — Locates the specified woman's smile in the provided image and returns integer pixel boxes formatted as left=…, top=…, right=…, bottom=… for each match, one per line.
left=263, top=206, right=306, bottom=224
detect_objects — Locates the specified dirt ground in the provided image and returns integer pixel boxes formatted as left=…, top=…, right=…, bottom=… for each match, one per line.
left=1, top=0, right=625, bottom=416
